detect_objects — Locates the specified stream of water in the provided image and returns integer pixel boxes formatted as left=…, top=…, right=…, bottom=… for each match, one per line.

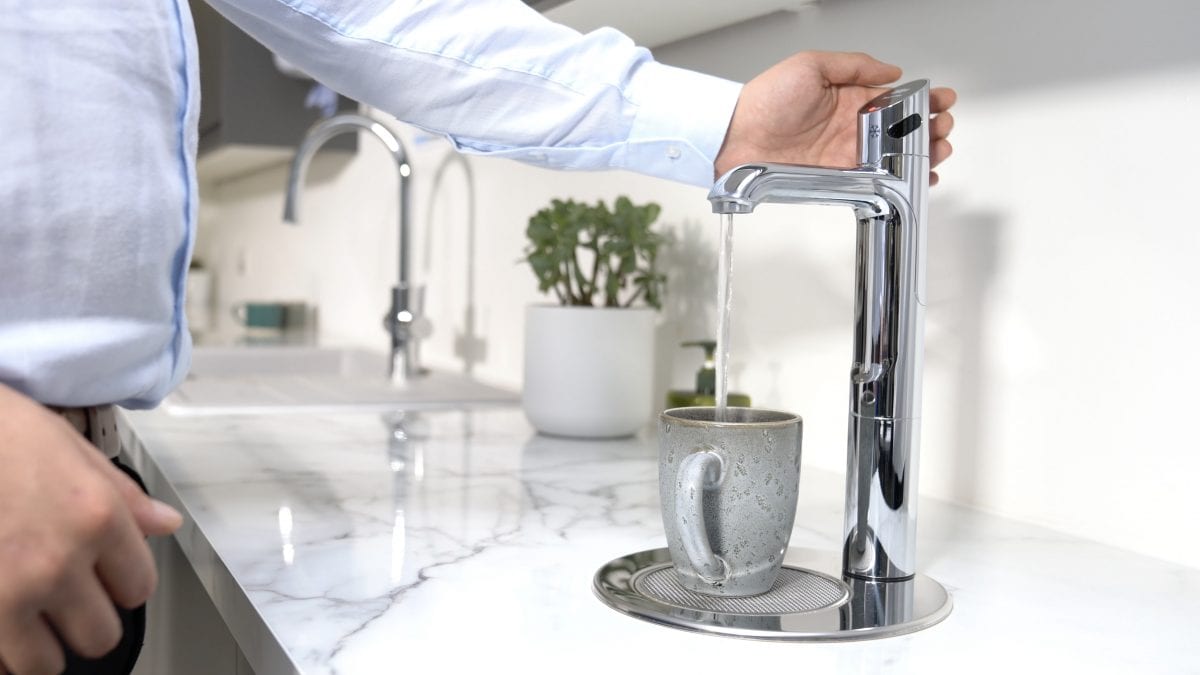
left=714, top=213, right=734, bottom=422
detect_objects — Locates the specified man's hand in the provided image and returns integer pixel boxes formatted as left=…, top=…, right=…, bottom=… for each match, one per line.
left=0, top=384, right=182, bottom=675
left=714, top=51, right=957, bottom=185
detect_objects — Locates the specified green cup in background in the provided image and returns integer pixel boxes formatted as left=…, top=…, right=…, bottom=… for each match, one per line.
left=234, top=303, right=285, bottom=329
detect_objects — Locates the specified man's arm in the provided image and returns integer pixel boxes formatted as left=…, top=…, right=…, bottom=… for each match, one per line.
left=206, top=0, right=955, bottom=187
left=204, top=0, right=742, bottom=188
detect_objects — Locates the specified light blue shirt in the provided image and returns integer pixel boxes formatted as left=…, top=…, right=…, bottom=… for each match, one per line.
left=0, top=0, right=199, bottom=409
left=0, top=0, right=741, bottom=409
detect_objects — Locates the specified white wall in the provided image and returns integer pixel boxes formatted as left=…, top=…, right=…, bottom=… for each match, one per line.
left=195, top=0, right=1200, bottom=569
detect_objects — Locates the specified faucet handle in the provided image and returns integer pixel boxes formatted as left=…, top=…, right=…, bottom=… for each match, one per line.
left=858, top=79, right=930, bottom=168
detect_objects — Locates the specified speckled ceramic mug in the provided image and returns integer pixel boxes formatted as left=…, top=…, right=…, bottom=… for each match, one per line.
left=659, top=407, right=802, bottom=596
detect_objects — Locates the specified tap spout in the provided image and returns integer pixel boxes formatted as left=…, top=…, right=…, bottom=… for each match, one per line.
left=708, top=163, right=894, bottom=216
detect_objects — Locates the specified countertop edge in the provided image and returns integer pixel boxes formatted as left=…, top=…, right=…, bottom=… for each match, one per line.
left=118, top=410, right=302, bottom=675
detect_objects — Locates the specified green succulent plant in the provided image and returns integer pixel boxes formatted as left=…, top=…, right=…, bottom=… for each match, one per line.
left=522, top=196, right=666, bottom=310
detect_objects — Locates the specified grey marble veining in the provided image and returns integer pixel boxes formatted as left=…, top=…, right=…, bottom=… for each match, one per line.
left=121, top=407, right=1200, bottom=674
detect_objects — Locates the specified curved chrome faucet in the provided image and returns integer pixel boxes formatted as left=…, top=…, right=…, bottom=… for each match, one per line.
left=424, top=151, right=483, bottom=376
left=708, top=80, right=931, bottom=583
left=283, top=113, right=422, bottom=383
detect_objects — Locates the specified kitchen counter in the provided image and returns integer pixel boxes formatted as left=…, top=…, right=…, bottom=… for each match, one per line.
left=120, top=407, right=1198, bottom=674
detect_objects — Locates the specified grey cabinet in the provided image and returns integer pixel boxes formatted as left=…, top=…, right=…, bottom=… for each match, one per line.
left=192, top=1, right=357, bottom=181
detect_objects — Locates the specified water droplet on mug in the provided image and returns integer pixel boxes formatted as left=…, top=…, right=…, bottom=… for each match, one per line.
left=664, top=423, right=672, bottom=434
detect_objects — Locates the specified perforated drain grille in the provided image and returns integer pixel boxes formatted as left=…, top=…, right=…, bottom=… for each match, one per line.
left=633, top=565, right=847, bottom=615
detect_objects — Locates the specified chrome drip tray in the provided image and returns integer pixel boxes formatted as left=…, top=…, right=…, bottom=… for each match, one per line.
left=593, top=548, right=952, bottom=641
left=634, top=565, right=847, bottom=615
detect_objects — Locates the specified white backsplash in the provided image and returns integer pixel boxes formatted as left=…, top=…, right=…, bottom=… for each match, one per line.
left=193, top=0, right=1200, bottom=569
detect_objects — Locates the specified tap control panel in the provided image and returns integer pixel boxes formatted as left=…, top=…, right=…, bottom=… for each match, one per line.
left=887, top=114, right=923, bottom=139
left=857, top=80, right=930, bottom=168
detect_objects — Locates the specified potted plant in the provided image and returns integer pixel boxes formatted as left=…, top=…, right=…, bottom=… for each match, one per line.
left=521, top=196, right=666, bottom=438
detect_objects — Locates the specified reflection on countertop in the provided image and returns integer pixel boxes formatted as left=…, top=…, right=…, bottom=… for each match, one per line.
left=120, top=407, right=1200, bottom=674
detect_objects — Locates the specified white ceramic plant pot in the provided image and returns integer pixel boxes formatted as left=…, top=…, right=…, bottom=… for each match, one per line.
left=523, top=305, right=656, bottom=438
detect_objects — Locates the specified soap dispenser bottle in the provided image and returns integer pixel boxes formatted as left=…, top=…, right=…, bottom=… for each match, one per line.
left=665, top=340, right=751, bottom=408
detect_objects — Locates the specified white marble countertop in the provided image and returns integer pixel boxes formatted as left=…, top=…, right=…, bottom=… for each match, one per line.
left=120, top=407, right=1199, bottom=675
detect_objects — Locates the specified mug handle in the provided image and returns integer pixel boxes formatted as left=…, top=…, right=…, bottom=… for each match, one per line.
left=676, top=448, right=728, bottom=583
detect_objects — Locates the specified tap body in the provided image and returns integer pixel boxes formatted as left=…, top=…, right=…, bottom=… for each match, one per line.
left=708, top=81, right=930, bottom=582
left=283, top=113, right=420, bottom=383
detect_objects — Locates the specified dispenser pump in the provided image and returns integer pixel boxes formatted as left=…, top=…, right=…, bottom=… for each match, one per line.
left=665, top=340, right=750, bottom=408
left=681, top=340, right=718, bottom=396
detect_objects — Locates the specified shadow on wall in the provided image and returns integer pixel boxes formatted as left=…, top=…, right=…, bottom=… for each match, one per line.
left=653, top=209, right=854, bottom=413
left=922, top=196, right=1003, bottom=554
left=653, top=219, right=718, bottom=411
left=717, top=207, right=856, bottom=411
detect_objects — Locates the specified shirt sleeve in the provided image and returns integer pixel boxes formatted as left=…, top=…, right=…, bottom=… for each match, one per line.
left=203, top=0, right=743, bottom=188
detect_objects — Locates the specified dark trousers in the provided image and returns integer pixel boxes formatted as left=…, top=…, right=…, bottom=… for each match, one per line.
left=62, top=459, right=148, bottom=675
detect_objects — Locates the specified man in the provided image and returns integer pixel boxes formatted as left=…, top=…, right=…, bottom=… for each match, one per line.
left=0, top=0, right=955, bottom=672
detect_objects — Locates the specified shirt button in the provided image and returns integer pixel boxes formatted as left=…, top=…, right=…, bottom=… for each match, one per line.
left=666, top=146, right=681, bottom=159
left=529, top=151, right=547, bottom=161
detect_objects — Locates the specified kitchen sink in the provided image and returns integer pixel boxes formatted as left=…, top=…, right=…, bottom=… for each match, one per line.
left=186, top=345, right=387, bottom=378
left=164, top=346, right=519, bottom=416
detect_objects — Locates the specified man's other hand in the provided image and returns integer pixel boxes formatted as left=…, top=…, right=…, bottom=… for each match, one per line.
left=0, top=385, right=181, bottom=675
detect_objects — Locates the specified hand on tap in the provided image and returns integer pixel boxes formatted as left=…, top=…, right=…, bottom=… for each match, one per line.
left=714, top=51, right=957, bottom=185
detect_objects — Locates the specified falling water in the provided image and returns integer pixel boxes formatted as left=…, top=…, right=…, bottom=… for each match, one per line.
left=714, top=213, right=734, bottom=422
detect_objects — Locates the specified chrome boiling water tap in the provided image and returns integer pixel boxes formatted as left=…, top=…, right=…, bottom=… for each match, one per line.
left=708, top=80, right=931, bottom=583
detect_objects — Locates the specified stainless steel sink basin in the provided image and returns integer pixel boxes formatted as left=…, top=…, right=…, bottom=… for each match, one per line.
left=165, top=346, right=519, bottom=416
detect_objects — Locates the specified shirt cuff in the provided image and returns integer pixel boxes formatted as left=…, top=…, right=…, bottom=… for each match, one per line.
left=621, top=60, right=743, bottom=188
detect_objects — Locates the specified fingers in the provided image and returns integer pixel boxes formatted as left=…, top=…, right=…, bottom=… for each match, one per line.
left=813, top=51, right=902, bottom=86
left=103, top=465, right=181, bottom=537
left=73, top=436, right=181, bottom=538
left=94, top=512, right=158, bottom=610
left=63, top=439, right=160, bottom=610
left=132, top=496, right=183, bottom=538
left=0, top=615, right=65, bottom=675
left=930, top=86, right=957, bottom=113
left=930, top=111, right=954, bottom=141
left=931, top=138, right=953, bottom=169
left=45, top=572, right=123, bottom=660
left=928, top=90, right=956, bottom=179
